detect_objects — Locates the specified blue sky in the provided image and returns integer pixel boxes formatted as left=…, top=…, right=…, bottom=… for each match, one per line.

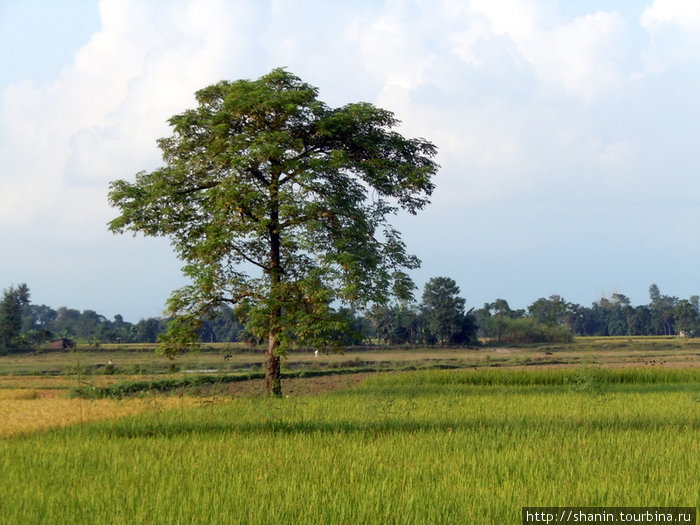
left=2, top=0, right=700, bottom=322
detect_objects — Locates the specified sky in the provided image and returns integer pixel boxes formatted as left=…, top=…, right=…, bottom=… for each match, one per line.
left=2, top=0, right=700, bottom=322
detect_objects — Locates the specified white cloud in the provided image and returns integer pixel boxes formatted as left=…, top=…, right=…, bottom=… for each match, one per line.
left=349, top=1, right=435, bottom=98
left=0, top=0, right=266, bottom=239
left=463, top=1, right=629, bottom=100
left=339, top=1, right=636, bottom=208
left=641, top=0, right=700, bottom=28
left=640, top=0, right=700, bottom=72
left=539, top=12, right=628, bottom=100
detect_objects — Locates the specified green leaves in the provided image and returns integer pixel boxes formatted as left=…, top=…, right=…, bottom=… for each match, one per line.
left=108, top=69, right=438, bottom=370
left=0, top=284, right=28, bottom=350
left=421, top=277, right=467, bottom=344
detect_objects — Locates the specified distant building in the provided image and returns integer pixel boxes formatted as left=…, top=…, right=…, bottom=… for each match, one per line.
left=50, top=338, right=76, bottom=350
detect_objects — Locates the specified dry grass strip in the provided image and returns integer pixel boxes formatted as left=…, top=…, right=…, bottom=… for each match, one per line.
left=0, top=391, right=200, bottom=438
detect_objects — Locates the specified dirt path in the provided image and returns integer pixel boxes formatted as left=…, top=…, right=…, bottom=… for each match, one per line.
left=209, top=372, right=374, bottom=397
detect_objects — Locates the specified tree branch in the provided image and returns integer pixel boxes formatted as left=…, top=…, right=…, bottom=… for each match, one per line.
left=229, top=242, right=271, bottom=271
left=279, top=144, right=324, bottom=185
left=249, top=165, right=270, bottom=187
left=219, top=290, right=265, bottom=304
left=176, top=181, right=220, bottom=195
left=279, top=210, right=332, bottom=230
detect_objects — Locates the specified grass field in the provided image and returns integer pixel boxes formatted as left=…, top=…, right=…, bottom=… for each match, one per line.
left=0, top=339, right=698, bottom=524
left=2, top=335, right=699, bottom=377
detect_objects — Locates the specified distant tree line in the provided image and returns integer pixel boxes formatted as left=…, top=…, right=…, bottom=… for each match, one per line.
left=0, top=284, right=244, bottom=350
left=1, top=281, right=696, bottom=352
left=475, top=283, right=699, bottom=340
left=0, top=278, right=478, bottom=351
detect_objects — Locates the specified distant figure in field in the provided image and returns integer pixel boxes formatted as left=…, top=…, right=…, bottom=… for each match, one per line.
left=314, top=350, right=319, bottom=357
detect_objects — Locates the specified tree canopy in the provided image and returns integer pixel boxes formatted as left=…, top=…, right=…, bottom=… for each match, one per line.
left=0, top=284, right=29, bottom=350
left=421, top=276, right=472, bottom=344
left=108, top=69, right=438, bottom=395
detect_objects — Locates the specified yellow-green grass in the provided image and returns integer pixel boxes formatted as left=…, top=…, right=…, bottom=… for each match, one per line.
left=0, top=367, right=697, bottom=524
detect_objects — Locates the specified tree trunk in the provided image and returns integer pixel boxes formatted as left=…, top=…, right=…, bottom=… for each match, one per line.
left=266, top=173, right=283, bottom=397
left=266, top=331, right=282, bottom=396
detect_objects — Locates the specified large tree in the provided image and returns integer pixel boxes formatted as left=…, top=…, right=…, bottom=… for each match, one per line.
left=421, top=277, right=467, bottom=344
left=0, top=283, right=30, bottom=350
left=108, top=69, right=438, bottom=395
left=648, top=283, right=677, bottom=336
left=527, top=295, right=569, bottom=327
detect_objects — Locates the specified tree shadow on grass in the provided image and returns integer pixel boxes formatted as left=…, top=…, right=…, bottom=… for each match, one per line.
left=84, top=413, right=699, bottom=440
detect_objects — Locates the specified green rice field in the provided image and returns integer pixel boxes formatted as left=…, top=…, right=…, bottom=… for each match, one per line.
left=0, top=366, right=698, bottom=524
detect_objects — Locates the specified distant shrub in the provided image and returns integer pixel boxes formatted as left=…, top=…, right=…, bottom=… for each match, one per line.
left=336, top=357, right=365, bottom=368
left=64, top=365, right=90, bottom=376
left=128, top=364, right=154, bottom=375
left=491, top=317, right=573, bottom=344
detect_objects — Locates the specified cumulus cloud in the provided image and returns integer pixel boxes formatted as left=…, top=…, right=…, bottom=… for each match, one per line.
left=640, top=0, right=700, bottom=71
left=0, top=0, right=268, bottom=238
left=463, top=1, right=630, bottom=100
left=336, top=0, right=638, bottom=208
left=642, top=0, right=700, bottom=29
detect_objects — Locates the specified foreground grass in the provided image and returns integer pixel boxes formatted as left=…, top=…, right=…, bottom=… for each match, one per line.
left=0, top=368, right=698, bottom=524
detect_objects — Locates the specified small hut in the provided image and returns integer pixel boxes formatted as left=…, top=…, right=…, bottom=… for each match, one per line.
left=50, top=338, right=76, bottom=350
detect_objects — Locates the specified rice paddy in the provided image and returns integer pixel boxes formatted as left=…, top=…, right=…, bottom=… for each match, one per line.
left=0, top=341, right=697, bottom=524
